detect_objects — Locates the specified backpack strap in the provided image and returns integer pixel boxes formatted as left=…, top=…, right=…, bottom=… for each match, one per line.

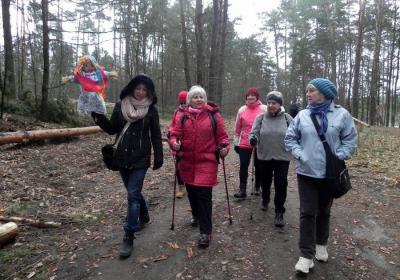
left=181, top=111, right=217, bottom=138
left=284, top=113, right=290, bottom=127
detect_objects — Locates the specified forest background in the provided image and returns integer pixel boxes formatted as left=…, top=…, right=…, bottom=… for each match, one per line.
left=0, top=0, right=399, bottom=127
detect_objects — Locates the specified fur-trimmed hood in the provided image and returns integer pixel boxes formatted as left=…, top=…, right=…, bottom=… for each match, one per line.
left=120, top=74, right=157, bottom=104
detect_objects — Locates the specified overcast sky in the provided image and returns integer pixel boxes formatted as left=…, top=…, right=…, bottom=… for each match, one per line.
left=229, top=0, right=281, bottom=37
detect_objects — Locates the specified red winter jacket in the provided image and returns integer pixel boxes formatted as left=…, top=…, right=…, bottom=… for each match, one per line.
left=168, top=103, right=230, bottom=187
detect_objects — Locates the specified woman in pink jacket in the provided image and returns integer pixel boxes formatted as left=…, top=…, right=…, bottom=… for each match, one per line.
left=233, top=87, right=267, bottom=199
left=169, top=85, right=230, bottom=248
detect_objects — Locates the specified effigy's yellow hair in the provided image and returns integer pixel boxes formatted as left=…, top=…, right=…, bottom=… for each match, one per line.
left=78, top=56, right=92, bottom=65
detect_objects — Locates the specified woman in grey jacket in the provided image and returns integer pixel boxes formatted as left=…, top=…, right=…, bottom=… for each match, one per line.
left=284, top=78, right=357, bottom=274
left=249, top=91, right=293, bottom=227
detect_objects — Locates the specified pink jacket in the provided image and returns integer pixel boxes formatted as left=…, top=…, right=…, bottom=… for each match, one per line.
left=234, top=100, right=267, bottom=149
left=168, top=103, right=230, bottom=187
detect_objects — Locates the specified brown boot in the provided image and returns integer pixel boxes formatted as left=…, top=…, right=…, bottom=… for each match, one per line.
left=176, top=185, right=186, bottom=198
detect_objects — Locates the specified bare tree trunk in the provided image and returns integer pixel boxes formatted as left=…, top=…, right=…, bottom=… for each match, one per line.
left=385, top=5, right=397, bottom=127
left=324, top=3, right=337, bottom=101
left=208, top=0, right=220, bottom=102
left=40, top=0, right=50, bottom=120
left=352, top=0, right=366, bottom=118
left=28, top=34, right=38, bottom=106
left=179, top=0, right=191, bottom=89
left=1, top=0, right=16, bottom=100
left=392, top=46, right=399, bottom=127
left=369, top=0, right=384, bottom=125
left=195, top=0, right=205, bottom=86
left=216, top=0, right=228, bottom=106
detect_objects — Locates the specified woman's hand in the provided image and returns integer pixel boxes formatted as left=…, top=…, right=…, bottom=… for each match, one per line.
left=219, top=147, right=228, bottom=158
left=172, top=140, right=181, bottom=151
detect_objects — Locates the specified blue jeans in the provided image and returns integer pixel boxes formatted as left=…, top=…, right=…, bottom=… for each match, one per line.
left=120, top=168, right=148, bottom=232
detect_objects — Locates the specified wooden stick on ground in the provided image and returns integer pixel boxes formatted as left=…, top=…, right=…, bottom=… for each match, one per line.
left=0, top=222, right=18, bottom=248
left=0, top=216, right=61, bottom=228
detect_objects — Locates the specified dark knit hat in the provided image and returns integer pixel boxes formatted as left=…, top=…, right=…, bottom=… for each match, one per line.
left=266, top=91, right=283, bottom=106
left=245, top=87, right=260, bottom=100
left=308, top=78, right=337, bottom=100
left=178, top=90, right=188, bottom=104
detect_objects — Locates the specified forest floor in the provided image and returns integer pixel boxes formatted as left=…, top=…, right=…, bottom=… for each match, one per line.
left=0, top=113, right=399, bottom=280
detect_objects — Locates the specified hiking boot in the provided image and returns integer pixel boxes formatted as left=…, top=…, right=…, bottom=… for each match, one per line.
left=295, top=257, right=314, bottom=274
left=119, top=231, right=135, bottom=258
left=253, top=187, right=261, bottom=196
left=198, top=233, right=212, bottom=248
left=190, top=216, right=199, bottom=227
left=175, top=185, right=186, bottom=198
left=234, top=189, right=247, bottom=199
left=260, top=199, right=268, bottom=211
left=274, top=212, right=284, bottom=227
left=315, top=245, right=328, bottom=262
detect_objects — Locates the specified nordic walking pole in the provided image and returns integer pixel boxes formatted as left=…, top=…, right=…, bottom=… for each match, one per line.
left=222, top=158, right=233, bottom=225
left=170, top=157, right=178, bottom=230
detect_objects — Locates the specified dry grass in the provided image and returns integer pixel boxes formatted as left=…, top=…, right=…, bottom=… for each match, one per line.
left=351, top=125, right=400, bottom=185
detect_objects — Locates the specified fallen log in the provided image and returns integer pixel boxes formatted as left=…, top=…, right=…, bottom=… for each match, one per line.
left=0, top=216, right=61, bottom=228
left=0, top=222, right=18, bottom=248
left=0, top=126, right=102, bottom=145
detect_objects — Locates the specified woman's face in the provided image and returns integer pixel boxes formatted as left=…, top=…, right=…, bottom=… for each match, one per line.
left=246, top=94, right=257, bottom=104
left=267, top=100, right=281, bottom=115
left=190, top=94, right=206, bottom=108
left=134, top=84, right=148, bottom=101
left=306, top=85, right=325, bottom=104
left=82, top=61, right=95, bottom=72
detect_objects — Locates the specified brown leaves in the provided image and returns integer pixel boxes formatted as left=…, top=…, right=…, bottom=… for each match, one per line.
left=165, top=241, right=180, bottom=249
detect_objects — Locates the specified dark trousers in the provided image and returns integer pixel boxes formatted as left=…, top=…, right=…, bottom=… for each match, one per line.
left=186, top=184, right=213, bottom=235
left=298, top=174, right=334, bottom=259
left=258, top=159, right=290, bottom=213
left=238, top=147, right=260, bottom=191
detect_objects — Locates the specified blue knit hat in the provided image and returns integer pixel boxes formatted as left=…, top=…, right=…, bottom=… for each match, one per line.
left=308, top=78, right=337, bottom=100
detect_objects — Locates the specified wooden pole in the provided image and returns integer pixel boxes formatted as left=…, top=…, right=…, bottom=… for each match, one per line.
left=0, top=216, right=61, bottom=228
left=0, top=222, right=18, bottom=248
left=353, top=117, right=370, bottom=127
left=0, top=126, right=103, bottom=145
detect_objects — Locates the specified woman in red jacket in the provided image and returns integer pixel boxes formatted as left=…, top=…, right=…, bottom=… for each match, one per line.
left=169, top=85, right=230, bottom=248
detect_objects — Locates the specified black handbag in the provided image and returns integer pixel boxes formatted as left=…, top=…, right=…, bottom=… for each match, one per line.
left=101, top=122, right=131, bottom=171
left=310, top=114, right=352, bottom=198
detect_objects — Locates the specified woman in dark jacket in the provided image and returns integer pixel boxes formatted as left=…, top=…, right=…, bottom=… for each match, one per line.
left=92, top=74, right=163, bottom=258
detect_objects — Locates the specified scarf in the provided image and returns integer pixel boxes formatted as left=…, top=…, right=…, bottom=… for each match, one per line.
left=246, top=100, right=261, bottom=108
left=188, top=105, right=203, bottom=116
left=121, top=95, right=152, bottom=123
left=307, top=100, right=332, bottom=135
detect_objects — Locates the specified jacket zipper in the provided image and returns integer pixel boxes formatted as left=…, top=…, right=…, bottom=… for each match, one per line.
left=139, top=118, right=144, bottom=149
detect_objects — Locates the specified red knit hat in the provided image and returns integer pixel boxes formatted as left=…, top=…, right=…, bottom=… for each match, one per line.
left=178, top=90, right=188, bottom=104
left=245, top=87, right=260, bottom=100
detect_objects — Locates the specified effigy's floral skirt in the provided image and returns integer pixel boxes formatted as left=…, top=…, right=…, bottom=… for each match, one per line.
left=77, top=92, right=106, bottom=115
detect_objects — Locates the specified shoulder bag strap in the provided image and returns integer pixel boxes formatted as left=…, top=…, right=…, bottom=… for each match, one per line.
left=113, top=121, right=131, bottom=149
left=310, top=113, right=333, bottom=157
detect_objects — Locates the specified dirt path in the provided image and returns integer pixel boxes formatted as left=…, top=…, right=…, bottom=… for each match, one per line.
left=1, top=128, right=399, bottom=280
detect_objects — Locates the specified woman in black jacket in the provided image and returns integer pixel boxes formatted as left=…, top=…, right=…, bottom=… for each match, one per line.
left=92, top=74, right=163, bottom=258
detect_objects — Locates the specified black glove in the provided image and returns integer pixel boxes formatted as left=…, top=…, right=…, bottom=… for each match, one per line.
left=91, top=111, right=103, bottom=123
left=153, top=159, right=163, bottom=170
left=234, top=146, right=240, bottom=154
left=249, top=136, right=257, bottom=147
